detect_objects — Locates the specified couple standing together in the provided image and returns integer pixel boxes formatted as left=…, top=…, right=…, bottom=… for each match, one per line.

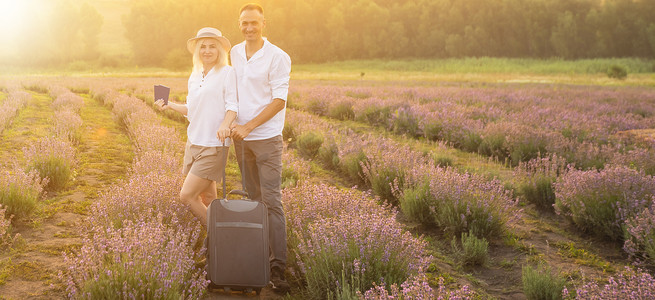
left=154, top=3, right=291, bottom=293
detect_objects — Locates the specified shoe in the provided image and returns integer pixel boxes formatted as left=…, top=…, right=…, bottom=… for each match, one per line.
left=270, top=266, right=290, bottom=294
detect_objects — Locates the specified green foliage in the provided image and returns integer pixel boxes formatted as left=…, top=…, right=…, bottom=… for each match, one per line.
left=433, top=191, right=506, bottom=238
left=0, top=169, right=45, bottom=219
left=607, top=65, right=628, bottom=80
left=451, top=231, right=489, bottom=266
left=329, top=269, right=363, bottom=300
left=368, top=165, right=404, bottom=205
left=79, top=2, right=103, bottom=59
left=433, top=154, right=453, bottom=168
left=281, top=165, right=300, bottom=189
left=340, top=151, right=368, bottom=184
left=67, top=60, right=95, bottom=72
left=518, top=175, right=556, bottom=209
left=298, top=58, right=655, bottom=75
left=344, top=91, right=370, bottom=99
left=6, top=0, right=655, bottom=66
left=478, top=132, right=507, bottom=160
left=357, top=106, right=391, bottom=127
left=459, top=131, right=483, bottom=153
left=69, top=87, right=90, bottom=94
left=163, top=48, right=190, bottom=71
left=423, top=121, right=444, bottom=142
left=522, top=265, right=566, bottom=300
left=328, top=102, right=355, bottom=121
left=282, top=123, right=297, bottom=145
left=317, top=143, right=340, bottom=170
left=0, top=184, right=39, bottom=219
left=296, top=131, right=324, bottom=159
left=392, top=108, right=421, bottom=138
left=23, top=85, right=48, bottom=94
left=80, top=269, right=170, bottom=300
left=306, top=99, right=328, bottom=116
left=28, top=157, right=74, bottom=191
left=400, top=180, right=434, bottom=224
left=509, top=140, right=548, bottom=167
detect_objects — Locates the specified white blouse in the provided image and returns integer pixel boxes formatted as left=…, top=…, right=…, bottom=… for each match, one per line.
left=186, top=65, right=238, bottom=147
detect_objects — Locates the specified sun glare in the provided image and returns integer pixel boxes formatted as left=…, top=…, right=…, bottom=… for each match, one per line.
left=0, top=0, right=42, bottom=55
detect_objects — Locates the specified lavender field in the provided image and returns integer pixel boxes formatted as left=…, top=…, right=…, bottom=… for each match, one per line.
left=0, top=75, right=654, bottom=299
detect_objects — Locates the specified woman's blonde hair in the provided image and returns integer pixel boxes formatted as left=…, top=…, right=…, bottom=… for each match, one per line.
left=191, top=38, right=228, bottom=74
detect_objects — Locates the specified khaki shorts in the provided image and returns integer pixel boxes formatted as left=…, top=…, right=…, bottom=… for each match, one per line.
left=182, top=142, right=228, bottom=182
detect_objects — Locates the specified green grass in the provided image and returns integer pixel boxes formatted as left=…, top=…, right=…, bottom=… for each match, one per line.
left=77, top=93, right=134, bottom=185
left=295, top=57, right=654, bottom=74
left=0, top=92, right=53, bottom=165
left=4, top=58, right=655, bottom=86
left=0, top=257, right=12, bottom=285
left=551, top=241, right=614, bottom=272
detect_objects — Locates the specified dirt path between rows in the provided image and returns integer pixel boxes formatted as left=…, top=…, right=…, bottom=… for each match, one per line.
left=0, top=92, right=133, bottom=299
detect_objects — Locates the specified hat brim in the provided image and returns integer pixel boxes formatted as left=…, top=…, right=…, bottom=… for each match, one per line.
left=186, top=36, right=231, bottom=54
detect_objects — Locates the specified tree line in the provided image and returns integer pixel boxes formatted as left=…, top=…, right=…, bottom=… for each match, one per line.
left=7, top=0, right=655, bottom=67
left=123, top=0, right=655, bottom=65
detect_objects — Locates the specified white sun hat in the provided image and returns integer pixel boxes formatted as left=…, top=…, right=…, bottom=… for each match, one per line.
left=186, top=27, right=231, bottom=54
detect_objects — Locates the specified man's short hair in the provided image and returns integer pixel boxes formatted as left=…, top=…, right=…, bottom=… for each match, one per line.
left=240, top=3, right=264, bottom=15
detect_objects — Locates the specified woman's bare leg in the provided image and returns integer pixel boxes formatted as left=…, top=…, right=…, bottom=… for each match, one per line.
left=179, top=172, right=213, bottom=225
left=200, top=181, right=217, bottom=206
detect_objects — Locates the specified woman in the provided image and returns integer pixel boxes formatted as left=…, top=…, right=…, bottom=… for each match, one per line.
left=155, top=27, right=237, bottom=225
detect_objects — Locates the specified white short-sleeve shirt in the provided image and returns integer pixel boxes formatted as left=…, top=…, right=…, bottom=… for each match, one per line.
left=186, top=65, right=238, bottom=147
left=230, top=38, right=291, bottom=141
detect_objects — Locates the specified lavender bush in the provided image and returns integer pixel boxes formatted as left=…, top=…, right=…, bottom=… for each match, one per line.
left=61, top=85, right=208, bottom=299
left=328, top=100, right=355, bottom=121
left=88, top=171, right=190, bottom=230
left=296, top=130, right=324, bottom=159
left=513, top=154, right=569, bottom=209
left=0, top=167, right=47, bottom=218
left=360, top=276, right=472, bottom=300
left=288, top=83, right=655, bottom=168
left=563, top=266, right=655, bottom=299
left=392, top=106, right=422, bottom=138
left=52, top=91, right=85, bottom=113
left=286, top=109, right=519, bottom=237
left=623, top=199, right=655, bottom=269
left=0, top=204, right=16, bottom=248
left=53, top=110, right=83, bottom=144
left=282, top=148, right=311, bottom=188
left=361, top=140, right=429, bottom=205
left=610, top=146, right=655, bottom=176
left=452, top=231, right=489, bottom=267
left=403, top=164, right=518, bottom=237
left=61, top=219, right=207, bottom=299
left=23, top=136, right=77, bottom=191
left=522, top=264, right=566, bottom=300
left=554, top=165, right=655, bottom=240
left=284, top=184, right=431, bottom=299
left=0, top=90, right=30, bottom=133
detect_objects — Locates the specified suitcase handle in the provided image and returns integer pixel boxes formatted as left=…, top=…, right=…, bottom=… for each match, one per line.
left=220, top=141, right=250, bottom=200
left=227, top=189, right=248, bottom=198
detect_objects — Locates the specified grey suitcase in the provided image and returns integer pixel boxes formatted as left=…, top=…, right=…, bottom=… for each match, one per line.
left=206, top=145, right=270, bottom=294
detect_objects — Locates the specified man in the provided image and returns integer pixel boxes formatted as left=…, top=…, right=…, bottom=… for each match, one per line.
left=229, top=3, right=291, bottom=294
